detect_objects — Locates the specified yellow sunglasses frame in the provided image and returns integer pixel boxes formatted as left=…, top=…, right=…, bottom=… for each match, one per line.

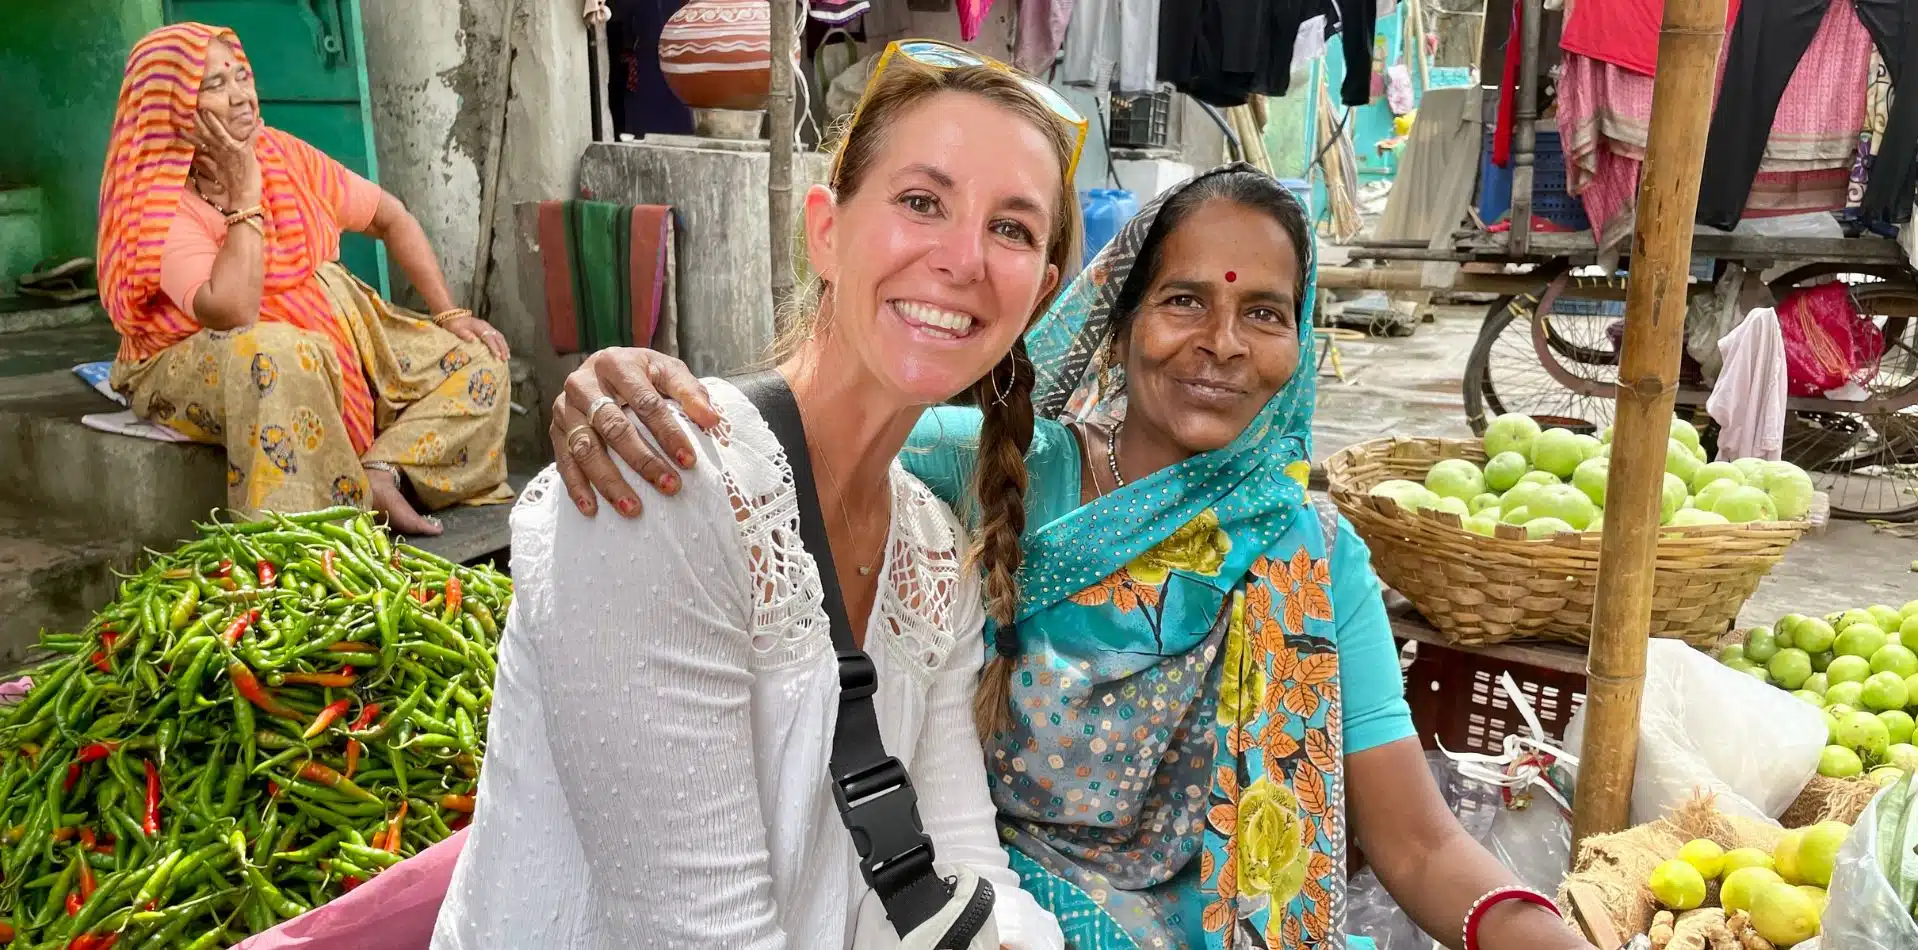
left=848, top=38, right=1089, bottom=184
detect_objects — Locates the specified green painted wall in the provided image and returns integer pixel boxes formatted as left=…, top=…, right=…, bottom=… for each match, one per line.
left=0, top=1, right=164, bottom=264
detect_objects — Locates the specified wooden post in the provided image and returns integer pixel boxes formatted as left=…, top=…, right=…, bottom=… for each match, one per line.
left=1571, top=0, right=1729, bottom=846
left=767, top=0, right=797, bottom=318
left=1507, top=0, right=1541, bottom=255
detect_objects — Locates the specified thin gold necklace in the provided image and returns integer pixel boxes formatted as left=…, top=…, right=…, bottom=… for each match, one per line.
left=802, top=434, right=886, bottom=578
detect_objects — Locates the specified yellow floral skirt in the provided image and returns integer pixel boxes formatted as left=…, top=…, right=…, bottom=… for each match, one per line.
left=111, top=263, right=514, bottom=517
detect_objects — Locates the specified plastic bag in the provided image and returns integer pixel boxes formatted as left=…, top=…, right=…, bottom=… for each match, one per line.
left=1778, top=283, right=1885, bottom=397
left=1820, top=773, right=1918, bottom=950
left=236, top=829, right=465, bottom=949
left=1562, top=639, right=1825, bottom=826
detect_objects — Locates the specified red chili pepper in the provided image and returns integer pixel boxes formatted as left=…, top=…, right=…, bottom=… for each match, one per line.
left=447, top=815, right=471, bottom=833
left=221, top=609, right=259, bottom=647
left=142, top=760, right=161, bottom=836
left=341, top=876, right=363, bottom=892
left=344, top=739, right=362, bottom=780
left=443, top=576, right=463, bottom=616
left=228, top=662, right=301, bottom=719
left=63, top=763, right=82, bottom=793
left=79, top=828, right=96, bottom=850
left=75, top=742, right=119, bottom=764
left=296, top=762, right=380, bottom=804
left=280, top=672, right=358, bottom=689
left=65, top=892, right=82, bottom=916
left=210, top=560, right=233, bottom=578
left=414, top=588, right=433, bottom=605
left=89, top=651, right=112, bottom=675
left=381, top=801, right=409, bottom=853
left=256, top=560, right=278, bottom=587
left=320, top=549, right=339, bottom=580
left=100, top=631, right=123, bottom=656
left=350, top=704, right=381, bottom=730
left=268, top=780, right=281, bottom=799
left=439, top=793, right=476, bottom=814
left=77, top=851, right=96, bottom=901
left=303, top=698, right=353, bottom=740
left=0, top=921, right=13, bottom=942
left=326, top=642, right=375, bottom=654
left=50, top=827, right=78, bottom=844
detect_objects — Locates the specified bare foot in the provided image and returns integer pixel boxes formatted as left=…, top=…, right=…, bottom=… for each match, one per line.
left=365, top=465, right=443, bottom=537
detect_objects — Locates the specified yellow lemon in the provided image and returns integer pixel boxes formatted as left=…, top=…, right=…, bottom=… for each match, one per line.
left=1773, top=829, right=1805, bottom=884
left=1748, top=881, right=1821, bottom=946
left=1648, top=859, right=1706, bottom=911
left=1796, top=820, right=1851, bottom=889
left=1721, top=866, right=1785, bottom=915
left=1721, top=847, right=1776, bottom=877
left=1677, top=838, right=1727, bottom=880
left=1796, top=884, right=1829, bottom=918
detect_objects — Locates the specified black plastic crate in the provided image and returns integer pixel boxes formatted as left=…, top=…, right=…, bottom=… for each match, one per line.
left=1109, top=92, right=1171, bottom=149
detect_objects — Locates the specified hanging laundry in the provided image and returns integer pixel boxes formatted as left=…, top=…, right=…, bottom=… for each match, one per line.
left=1014, top=0, right=1076, bottom=74
left=809, top=0, right=870, bottom=26
left=1847, top=53, right=1892, bottom=209
left=1157, top=0, right=1371, bottom=107
left=1698, top=0, right=1898, bottom=229
left=1057, top=0, right=1159, bottom=94
left=1707, top=307, right=1789, bottom=462
left=957, top=0, right=994, bottom=42
left=1562, top=0, right=1743, bottom=77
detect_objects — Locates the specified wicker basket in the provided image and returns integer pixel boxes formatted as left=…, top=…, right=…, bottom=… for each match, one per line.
left=1326, top=436, right=1809, bottom=647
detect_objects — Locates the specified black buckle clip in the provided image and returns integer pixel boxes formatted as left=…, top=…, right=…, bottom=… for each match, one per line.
left=832, top=756, right=936, bottom=885
left=837, top=651, right=878, bottom=701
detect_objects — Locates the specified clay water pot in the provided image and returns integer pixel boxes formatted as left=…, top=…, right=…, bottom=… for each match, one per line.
left=658, top=0, right=772, bottom=112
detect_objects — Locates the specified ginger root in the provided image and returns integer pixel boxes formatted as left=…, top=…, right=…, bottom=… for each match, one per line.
left=1649, top=910, right=1677, bottom=950
left=1722, top=911, right=1774, bottom=950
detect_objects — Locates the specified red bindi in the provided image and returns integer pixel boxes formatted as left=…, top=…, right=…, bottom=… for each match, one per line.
left=1225, top=271, right=1237, bottom=283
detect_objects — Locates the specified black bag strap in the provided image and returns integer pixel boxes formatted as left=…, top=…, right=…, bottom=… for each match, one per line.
left=730, top=371, right=957, bottom=938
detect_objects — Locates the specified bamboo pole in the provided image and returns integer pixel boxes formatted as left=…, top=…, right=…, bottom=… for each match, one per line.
left=1571, top=0, right=1729, bottom=846
left=767, top=0, right=797, bottom=318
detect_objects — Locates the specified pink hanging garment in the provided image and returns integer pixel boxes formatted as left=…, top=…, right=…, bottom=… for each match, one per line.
left=959, top=0, right=995, bottom=41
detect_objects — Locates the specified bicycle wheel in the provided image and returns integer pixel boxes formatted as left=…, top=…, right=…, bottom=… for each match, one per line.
left=1463, top=291, right=1622, bottom=436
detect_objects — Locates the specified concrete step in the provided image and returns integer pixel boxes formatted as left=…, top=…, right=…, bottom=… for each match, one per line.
left=0, top=368, right=227, bottom=549
left=0, top=506, right=142, bottom=665
left=0, top=297, right=104, bottom=336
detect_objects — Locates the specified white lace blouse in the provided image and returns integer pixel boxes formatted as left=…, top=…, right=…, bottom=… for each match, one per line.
left=431, top=380, right=1062, bottom=950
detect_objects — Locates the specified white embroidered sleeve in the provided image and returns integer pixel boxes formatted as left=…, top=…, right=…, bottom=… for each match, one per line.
left=533, top=414, right=789, bottom=948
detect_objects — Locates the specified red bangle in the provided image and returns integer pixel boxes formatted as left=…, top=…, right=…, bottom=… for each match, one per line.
left=1463, top=886, right=1562, bottom=950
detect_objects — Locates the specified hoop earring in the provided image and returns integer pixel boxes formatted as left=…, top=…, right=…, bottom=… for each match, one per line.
left=989, top=358, right=1012, bottom=406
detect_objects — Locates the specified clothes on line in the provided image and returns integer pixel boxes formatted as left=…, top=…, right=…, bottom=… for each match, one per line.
left=1155, top=0, right=1377, bottom=107
left=1698, top=0, right=1909, bottom=229
left=1560, top=0, right=1744, bottom=78
left=1707, top=306, right=1788, bottom=463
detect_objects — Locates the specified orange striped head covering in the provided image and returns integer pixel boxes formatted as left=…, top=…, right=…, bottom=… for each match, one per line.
left=99, top=22, right=375, bottom=453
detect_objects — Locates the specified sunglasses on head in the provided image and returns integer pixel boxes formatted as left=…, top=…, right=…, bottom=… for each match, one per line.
left=853, top=39, right=1089, bottom=183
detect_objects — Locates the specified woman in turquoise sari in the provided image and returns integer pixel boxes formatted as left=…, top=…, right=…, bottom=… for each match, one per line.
left=550, top=166, right=1594, bottom=950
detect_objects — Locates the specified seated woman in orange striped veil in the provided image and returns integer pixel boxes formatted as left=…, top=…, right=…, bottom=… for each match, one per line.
left=97, top=22, right=514, bottom=535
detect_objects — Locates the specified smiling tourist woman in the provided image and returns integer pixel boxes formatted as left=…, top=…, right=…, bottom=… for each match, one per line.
left=98, top=23, right=514, bottom=535
left=547, top=165, right=1600, bottom=950
left=432, top=41, right=1096, bottom=949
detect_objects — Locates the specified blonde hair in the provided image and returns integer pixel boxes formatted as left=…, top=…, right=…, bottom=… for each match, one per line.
left=775, top=61, right=1082, bottom=739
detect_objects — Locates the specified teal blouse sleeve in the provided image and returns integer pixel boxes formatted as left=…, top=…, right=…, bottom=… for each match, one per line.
left=902, top=406, right=1082, bottom=532
left=1329, top=512, right=1418, bottom=755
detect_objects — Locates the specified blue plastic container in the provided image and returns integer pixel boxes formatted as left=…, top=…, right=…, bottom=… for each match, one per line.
left=1476, top=129, right=1590, bottom=231
left=1080, top=189, right=1138, bottom=267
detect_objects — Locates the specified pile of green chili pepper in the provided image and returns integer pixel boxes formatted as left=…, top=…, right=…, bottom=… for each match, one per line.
left=0, top=506, right=508, bottom=948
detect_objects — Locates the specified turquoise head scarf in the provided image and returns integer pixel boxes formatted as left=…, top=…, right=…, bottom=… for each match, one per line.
left=993, top=164, right=1352, bottom=949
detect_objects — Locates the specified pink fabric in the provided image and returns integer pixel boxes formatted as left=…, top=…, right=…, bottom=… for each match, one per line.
left=1556, top=0, right=1871, bottom=241
left=958, top=0, right=994, bottom=42
left=1014, top=0, right=1075, bottom=75
left=235, top=829, right=466, bottom=950
left=1707, top=307, right=1788, bottom=461
left=1562, top=0, right=1743, bottom=77
left=0, top=677, right=31, bottom=704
